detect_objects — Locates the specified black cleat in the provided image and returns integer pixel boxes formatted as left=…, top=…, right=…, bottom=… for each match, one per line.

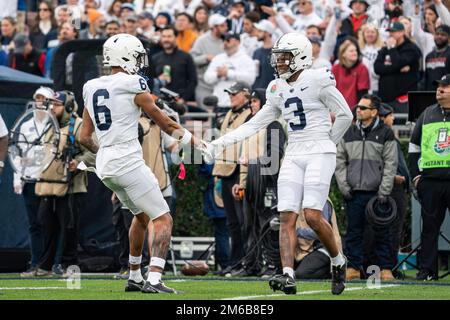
left=125, top=279, right=145, bottom=292
left=268, top=273, right=297, bottom=295
left=141, top=281, right=179, bottom=294
left=416, top=270, right=438, bottom=281
left=331, top=261, right=347, bottom=295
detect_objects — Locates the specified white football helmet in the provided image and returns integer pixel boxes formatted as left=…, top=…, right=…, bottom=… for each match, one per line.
left=103, top=33, right=148, bottom=74
left=271, top=33, right=313, bottom=80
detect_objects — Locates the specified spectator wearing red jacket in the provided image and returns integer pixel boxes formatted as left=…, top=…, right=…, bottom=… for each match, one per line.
left=9, top=33, right=46, bottom=77
left=332, top=38, right=370, bottom=110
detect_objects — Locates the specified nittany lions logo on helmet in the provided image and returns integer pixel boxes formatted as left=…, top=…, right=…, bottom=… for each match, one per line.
left=271, top=33, right=313, bottom=80
left=103, top=33, right=148, bottom=75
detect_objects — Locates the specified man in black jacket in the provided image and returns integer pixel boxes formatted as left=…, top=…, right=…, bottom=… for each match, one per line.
left=151, top=26, right=197, bottom=104
left=423, top=25, right=450, bottom=91
left=374, top=21, right=422, bottom=114
left=9, top=33, right=46, bottom=76
left=340, top=0, right=370, bottom=39
left=409, top=74, right=450, bottom=281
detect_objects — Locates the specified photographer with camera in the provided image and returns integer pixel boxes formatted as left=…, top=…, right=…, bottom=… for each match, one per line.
left=31, top=91, right=96, bottom=276
left=15, top=87, right=56, bottom=277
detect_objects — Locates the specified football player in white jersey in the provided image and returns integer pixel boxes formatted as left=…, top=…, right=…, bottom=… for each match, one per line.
left=204, top=33, right=353, bottom=295
left=80, top=34, right=206, bottom=294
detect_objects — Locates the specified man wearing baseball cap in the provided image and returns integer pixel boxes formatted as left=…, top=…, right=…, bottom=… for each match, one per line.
left=340, top=0, right=370, bottom=39
left=252, top=19, right=276, bottom=89
left=212, top=81, right=252, bottom=276
left=191, top=13, right=229, bottom=108
left=204, top=31, right=256, bottom=107
left=374, top=20, right=422, bottom=113
left=424, top=25, right=450, bottom=91
left=409, top=74, right=450, bottom=280
left=137, top=11, right=155, bottom=41
left=10, top=33, right=46, bottom=76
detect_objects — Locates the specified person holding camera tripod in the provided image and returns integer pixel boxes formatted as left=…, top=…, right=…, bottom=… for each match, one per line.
left=31, top=91, right=96, bottom=276
left=409, top=74, right=450, bottom=281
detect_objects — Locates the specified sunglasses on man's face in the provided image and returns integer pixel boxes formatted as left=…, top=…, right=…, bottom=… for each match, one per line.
left=39, top=8, right=50, bottom=11
left=357, top=105, right=375, bottom=111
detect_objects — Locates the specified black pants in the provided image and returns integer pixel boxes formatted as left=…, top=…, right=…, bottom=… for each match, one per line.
left=221, top=170, right=244, bottom=267
left=417, top=178, right=450, bottom=276
left=212, top=217, right=230, bottom=270
left=389, top=184, right=408, bottom=266
left=22, top=183, right=43, bottom=268
left=242, top=188, right=280, bottom=273
left=295, top=250, right=331, bottom=280
left=38, top=193, right=85, bottom=271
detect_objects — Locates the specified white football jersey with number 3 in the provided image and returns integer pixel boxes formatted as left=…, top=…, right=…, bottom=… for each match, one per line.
left=212, top=67, right=353, bottom=155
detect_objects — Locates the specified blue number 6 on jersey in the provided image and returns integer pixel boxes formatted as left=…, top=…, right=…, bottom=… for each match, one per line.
left=93, top=89, right=112, bottom=131
left=285, top=97, right=306, bottom=131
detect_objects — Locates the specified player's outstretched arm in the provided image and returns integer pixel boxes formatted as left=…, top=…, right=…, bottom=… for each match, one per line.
left=80, top=108, right=99, bottom=154
left=135, top=92, right=195, bottom=145
left=212, top=102, right=280, bottom=150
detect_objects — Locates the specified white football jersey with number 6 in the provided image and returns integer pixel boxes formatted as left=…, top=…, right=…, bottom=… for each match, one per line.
left=83, top=72, right=149, bottom=177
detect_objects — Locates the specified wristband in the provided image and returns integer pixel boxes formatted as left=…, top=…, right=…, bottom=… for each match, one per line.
left=180, top=129, right=192, bottom=145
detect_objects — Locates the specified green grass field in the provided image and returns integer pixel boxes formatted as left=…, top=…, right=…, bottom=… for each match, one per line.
left=1, top=271, right=450, bottom=300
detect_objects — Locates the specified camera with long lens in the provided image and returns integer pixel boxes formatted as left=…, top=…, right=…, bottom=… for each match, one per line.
left=155, top=87, right=186, bottom=115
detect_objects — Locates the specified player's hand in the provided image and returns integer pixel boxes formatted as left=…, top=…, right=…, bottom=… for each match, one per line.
left=69, top=159, right=78, bottom=172
left=196, top=139, right=215, bottom=164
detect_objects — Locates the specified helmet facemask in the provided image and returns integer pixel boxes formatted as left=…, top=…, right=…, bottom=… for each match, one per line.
left=271, top=50, right=296, bottom=80
left=123, top=50, right=148, bottom=75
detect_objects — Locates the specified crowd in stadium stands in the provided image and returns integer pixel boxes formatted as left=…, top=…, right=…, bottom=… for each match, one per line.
left=1, top=0, right=450, bottom=282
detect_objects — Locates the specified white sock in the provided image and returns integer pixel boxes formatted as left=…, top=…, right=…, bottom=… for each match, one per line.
left=331, top=253, right=346, bottom=267
left=283, top=267, right=294, bottom=278
left=129, top=269, right=143, bottom=283
left=148, top=271, right=162, bottom=285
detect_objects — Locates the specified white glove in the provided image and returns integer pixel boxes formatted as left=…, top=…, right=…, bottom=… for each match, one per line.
left=196, top=140, right=215, bottom=164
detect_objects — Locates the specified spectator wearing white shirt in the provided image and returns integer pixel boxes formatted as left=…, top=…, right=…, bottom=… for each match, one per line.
left=190, top=13, right=228, bottom=108
left=310, top=36, right=332, bottom=69
left=358, top=23, right=384, bottom=94
left=412, top=3, right=437, bottom=66
left=292, top=0, right=323, bottom=34
left=240, top=11, right=262, bottom=59
left=204, top=32, right=256, bottom=107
